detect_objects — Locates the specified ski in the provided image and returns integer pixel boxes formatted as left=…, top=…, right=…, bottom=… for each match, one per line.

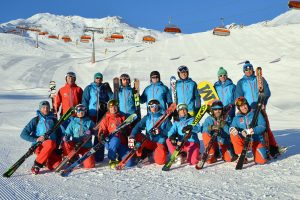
left=116, top=104, right=176, bottom=170
left=162, top=104, right=208, bottom=171
left=195, top=105, right=233, bottom=170
left=60, top=113, right=138, bottom=176
left=3, top=107, right=75, bottom=178
left=170, top=76, right=177, bottom=103
left=236, top=67, right=265, bottom=170
left=113, top=77, right=120, bottom=100
left=133, top=78, right=141, bottom=119
left=54, top=134, right=93, bottom=172
left=49, top=81, right=56, bottom=112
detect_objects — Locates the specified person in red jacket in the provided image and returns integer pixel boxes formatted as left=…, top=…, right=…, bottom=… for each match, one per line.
left=54, top=72, right=83, bottom=118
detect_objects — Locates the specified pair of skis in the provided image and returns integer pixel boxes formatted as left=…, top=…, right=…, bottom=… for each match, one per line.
left=3, top=107, right=75, bottom=178
left=60, top=113, right=138, bottom=176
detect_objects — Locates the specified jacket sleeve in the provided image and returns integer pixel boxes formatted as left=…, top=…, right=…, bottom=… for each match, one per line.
left=82, top=86, right=90, bottom=110
left=235, top=80, right=244, bottom=100
left=253, top=113, right=266, bottom=135
left=165, top=86, right=173, bottom=104
left=54, top=89, right=62, bottom=113
left=78, top=87, right=83, bottom=104
left=263, top=78, right=271, bottom=105
left=167, top=123, right=178, bottom=138
left=140, top=87, right=147, bottom=104
left=20, top=118, right=38, bottom=143
left=64, top=122, right=73, bottom=137
left=202, top=117, right=212, bottom=134
left=130, top=116, right=147, bottom=138
left=161, top=119, right=172, bottom=137
left=193, top=82, right=201, bottom=109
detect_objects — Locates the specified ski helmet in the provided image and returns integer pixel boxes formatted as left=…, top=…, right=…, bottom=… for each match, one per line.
left=107, top=99, right=119, bottom=109
left=235, top=96, right=250, bottom=111
left=75, top=104, right=87, bottom=114
left=65, top=71, right=76, bottom=81
left=177, top=65, right=189, bottom=78
left=39, top=101, right=50, bottom=111
left=120, top=73, right=131, bottom=86
left=211, top=100, right=223, bottom=110
left=148, top=99, right=160, bottom=110
left=243, top=62, right=253, bottom=72
left=176, top=103, right=188, bottom=111
left=150, top=71, right=160, bottom=82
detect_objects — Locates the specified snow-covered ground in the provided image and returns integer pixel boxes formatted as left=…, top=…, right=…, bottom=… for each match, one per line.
left=0, top=10, right=299, bottom=199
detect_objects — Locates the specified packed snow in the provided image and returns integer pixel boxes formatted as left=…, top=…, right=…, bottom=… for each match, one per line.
left=0, top=10, right=299, bottom=200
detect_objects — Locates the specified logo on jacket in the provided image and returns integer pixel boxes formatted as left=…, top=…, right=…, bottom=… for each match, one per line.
left=63, top=93, right=68, bottom=97
left=239, top=118, right=244, bottom=124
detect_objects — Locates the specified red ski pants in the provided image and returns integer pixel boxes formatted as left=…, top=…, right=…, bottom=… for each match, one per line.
left=35, top=140, right=61, bottom=170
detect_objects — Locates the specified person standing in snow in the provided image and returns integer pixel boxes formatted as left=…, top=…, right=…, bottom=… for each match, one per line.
left=175, top=65, right=201, bottom=116
left=54, top=71, right=83, bottom=119
left=20, top=101, right=62, bottom=175
left=166, top=103, right=201, bottom=165
left=214, top=67, right=236, bottom=119
left=201, top=100, right=237, bottom=164
left=82, top=72, right=113, bottom=162
left=128, top=99, right=172, bottom=165
left=62, top=104, right=96, bottom=169
left=229, top=97, right=268, bottom=165
left=140, top=71, right=172, bottom=112
left=98, top=100, right=135, bottom=169
left=117, top=74, right=136, bottom=117
left=235, top=61, right=280, bottom=157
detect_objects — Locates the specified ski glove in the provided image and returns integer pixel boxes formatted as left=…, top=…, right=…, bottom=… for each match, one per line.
left=242, top=128, right=254, bottom=137
left=169, top=135, right=177, bottom=146
left=229, top=127, right=238, bottom=136
left=151, top=128, right=160, bottom=135
left=182, top=125, right=193, bottom=134
left=128, top=137, right=135, bottom=149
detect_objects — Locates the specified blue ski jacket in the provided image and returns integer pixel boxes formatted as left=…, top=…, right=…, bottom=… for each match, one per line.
left=130, top=110, right=172, bottom=144
left=118, top=86, right=136, bottom=116
left=82, top=82, right=114, bottom=117
left=214, top=78, right=236, bottom=106
left=230, top=110, right=266, bottom=143
left=176, top=78, right=201, bottom=116
left=235, top=74, right=271, bottom=108
left=167, top=116, right=201, bottom=144
left=20, top=111, right=61, bottom=144
left=64, top=117, right=95, bottom=148
left=140, top=81, right=172, bottom=111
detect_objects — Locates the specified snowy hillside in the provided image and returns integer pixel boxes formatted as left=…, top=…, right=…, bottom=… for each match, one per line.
left=0, top=10, right=300, bottom=199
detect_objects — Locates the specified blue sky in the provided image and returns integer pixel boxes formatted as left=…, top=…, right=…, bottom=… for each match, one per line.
left=0, top=0, right=289, bottom=33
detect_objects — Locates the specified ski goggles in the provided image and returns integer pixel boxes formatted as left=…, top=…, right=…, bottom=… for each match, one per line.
left=235, top=97, right=247, bottom=107
left=177, top=103, right=188, bottom=111
left=76, top=106, right=87, bottom=113
left=107, top=100, right=119, bottom=107
left=151, top=76, right=159, bottom=79
left=177, top=65, right=188, bottom=73
left=148, top=104, right=159, bottom=109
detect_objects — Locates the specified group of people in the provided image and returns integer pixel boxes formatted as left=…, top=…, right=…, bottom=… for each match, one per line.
left=20, top=61, right=282, bottom=174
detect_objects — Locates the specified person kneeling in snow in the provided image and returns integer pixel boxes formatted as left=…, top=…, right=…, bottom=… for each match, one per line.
left=202, top=100, right=237, bottom=164
left=166, top=103, right=201, bottom=165
left=62, top=104, right=96, bottom=169
left=20, top=101, right=62, bottom=175
left=229, top=97, right=268, bottom=165
left=129, top=99, right=172, bottom=165
left=98, top=100, right=135, bottom=169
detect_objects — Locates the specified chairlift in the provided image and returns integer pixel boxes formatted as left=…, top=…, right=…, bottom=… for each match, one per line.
left=142, top=35, right=156, bottom=43
left=164, top=16, right=181, bottom=33
left=62, top=35, right=72, bottom=42
left=213, top=17, right=230, bottom=36
left=288, top=0, right=300, bottom=8
left=111, top=33, right=124, bottom=39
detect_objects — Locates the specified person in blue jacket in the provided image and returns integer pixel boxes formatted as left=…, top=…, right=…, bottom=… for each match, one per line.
left=63, top=104, right=96, bottom=169
left=235, top=61, right=281, bottom=157
left=175, top=65, right=201, bottom=116
left=128, top=99, right=172, bottom=165
left=82, top=72, right=113, bottom=163
left=166, top=103, right=201, bottom=165
left=140, top=71, right=172, bottom=111
left=118, top=73, right=136, bottom=116
left=214, top=67, right=236, bottom=119
left=20, top=101, right=62, bottom=175
left=235, top=61, right=271, bottom=109
left=202, top=100, right=237, bottom=164
left=229, top=97, right=268, bottom=165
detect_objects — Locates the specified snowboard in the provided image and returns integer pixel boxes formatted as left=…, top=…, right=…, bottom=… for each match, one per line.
left=133, top=78, right=141, bottom=119
left=197, top=81, right=219, bottom=106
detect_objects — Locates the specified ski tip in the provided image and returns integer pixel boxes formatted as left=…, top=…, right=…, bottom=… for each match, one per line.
left=195, top=165, right=202, bottom=170
left=2, top=173, right=10, bottom=178
left=162, top=166, right=170, bottom=171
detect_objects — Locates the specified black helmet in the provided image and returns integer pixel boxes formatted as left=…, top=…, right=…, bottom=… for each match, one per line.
left=150, top=71, right=160, bottom=82
left=148, top=99, right=160, bottom=110
left=120, top=73, right=131, bottom=86
left=177, top=65, right=189, bottom=79
left=65, top=71, right=76, bottom=81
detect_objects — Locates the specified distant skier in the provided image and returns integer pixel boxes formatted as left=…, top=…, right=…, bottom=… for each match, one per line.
left=82, top=72, right=113, bottom=162
left=62, top=104, right=96, bottom=170
left=98, top=100, right=135, bottom=169
left=201, top=100, right=237, bottom=164
left=20, top=101, right=62, bottom=175
left=229, top=97, right=268, bottom=165
left=140, top=71, right=172, bottom=111
left=175, top=65, right=201, bottom=116
left=214, top=67, right=236, bottom=119
left=235, top=61, right=280, bottom=157
left=166, top=103, right=201, bottom=165
left=128, top=99, right=172, bottom=165
left=117, top=74, right=136, bottom=116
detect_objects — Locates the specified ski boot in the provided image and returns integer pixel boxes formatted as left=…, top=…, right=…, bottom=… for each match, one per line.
left=31, top=161, right=43, bottom=175
left=109, top=160, right=119, bottom=169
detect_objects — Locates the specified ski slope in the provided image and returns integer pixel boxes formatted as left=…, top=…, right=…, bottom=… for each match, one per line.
left=0, top=10, right=300, bottom=199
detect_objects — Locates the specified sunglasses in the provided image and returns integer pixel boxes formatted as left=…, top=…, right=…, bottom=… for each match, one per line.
left=76, top=108, right=86, bottom=113
left=151, top=76, right=159, bottom=79
left=149, top=104, right=158, bottom=109
left=212, top=108, right=222, bottom=111
left=219, top=75, right=227, bottom=78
